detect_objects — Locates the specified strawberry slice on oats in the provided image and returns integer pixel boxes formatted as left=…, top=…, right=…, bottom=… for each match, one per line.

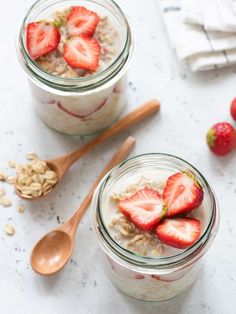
left=66, top=6, right=100, bottom=37
left=63, top=36, right=100, bottom=71
left=26, top=22, right=61, bottom=60
left=163, top=172, right=203, bottom=217
left=156, top=217, right=201, bottom=249
left=118, top=188, right=166, bottom=231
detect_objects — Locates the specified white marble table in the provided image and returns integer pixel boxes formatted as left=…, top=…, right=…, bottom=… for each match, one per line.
left=0, top=1, right=235, bottom=313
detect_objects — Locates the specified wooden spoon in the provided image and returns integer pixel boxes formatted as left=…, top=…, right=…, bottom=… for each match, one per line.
left=31, top=136, right=135, bottom=275
left=15, top=99, right=160, bottom=200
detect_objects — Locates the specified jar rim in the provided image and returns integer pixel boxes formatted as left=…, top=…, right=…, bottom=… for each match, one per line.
left=92, top=153, right=219, bottom=271
left=17, top=0, right=134, bottom=92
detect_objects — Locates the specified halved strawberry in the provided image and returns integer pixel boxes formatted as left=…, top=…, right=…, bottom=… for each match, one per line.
left=26, top=22, right=61, bottom=60
left=156, top=217, right=201, bottom=249
left=163, top=172, right=203, bottom=217
left=118, top=188, right=166, bottom=231
left=66, top=6, right=99, bottom=37
left=63, top=36, right=100, bottom=71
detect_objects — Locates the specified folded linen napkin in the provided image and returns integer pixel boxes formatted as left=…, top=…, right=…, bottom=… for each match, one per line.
left=160, top=0, right=236, bottom=71
left=182, top=0, right=236, bottom=33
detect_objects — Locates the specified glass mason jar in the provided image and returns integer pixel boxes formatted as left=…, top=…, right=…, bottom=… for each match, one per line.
left=91, top=153, right=219, bottom=302
left=17, top=0, right=133, bottom=135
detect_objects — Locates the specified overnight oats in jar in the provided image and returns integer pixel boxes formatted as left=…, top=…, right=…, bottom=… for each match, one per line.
left=17, top=0, right=133, bottom=135
left=92, top=154, right=219, bottom=301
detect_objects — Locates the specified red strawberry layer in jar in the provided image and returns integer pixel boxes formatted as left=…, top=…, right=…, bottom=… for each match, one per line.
left=104, top=170, right=206, bottom=257
left=25, top=6, right=119, bottom=78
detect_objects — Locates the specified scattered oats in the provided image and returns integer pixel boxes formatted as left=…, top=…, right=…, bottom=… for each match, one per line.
left=8, top=160, right=16, bottom=168
left=136, top=238, right=146, bottom=245
left=4, top=224, right=15, bottom=236
left=156, top=244, right=164, bottom=254
left=0, top=188, right=5, bottom=197
left=18, top=204, right=25, bottom=213
left=53, top=8, right=69, bottom=27
left=129, top=234, right=144, bottom=245
left=120, top=227, right=129, bottom=237
left=151, top=248, right=161, bottom=256
left=111, top=177, right=165, bottom=201
left=29, top=182, right=42, bottom=191
left=44, top=170, right=57, bottom=180
left=0, top=172, right=8, bottom=182
left=32, top=160, right=47, bottom=174
left=6, top=176, right=16, bottom=185
left=20, top=194, right=32, bottom=199
left=42, top=188, right=52, bottom=196
left=109, top=218, right=117, bottom=228
left=38, top=60, right=53, bottom=71
left=18, top=187, right=32, bottom=196
left=26, top=152, right=38, bottom=161
left=145, top=233, right=153, bottom=239
left=111, top=191, right=129, bottom=201
left=109, top=213, right=163, bottom=256
left=0, top=197, right=12, bottom=207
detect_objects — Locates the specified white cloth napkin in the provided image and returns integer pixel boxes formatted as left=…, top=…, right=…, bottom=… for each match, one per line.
left=160, top=0, right=236, bottom=71
left=182, top=0, right=236, bottom=32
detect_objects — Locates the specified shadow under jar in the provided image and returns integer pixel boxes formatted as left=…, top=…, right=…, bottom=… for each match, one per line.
left=17, top=0, right=133, bottom=135
left=91, top=153, right=219, bottom=302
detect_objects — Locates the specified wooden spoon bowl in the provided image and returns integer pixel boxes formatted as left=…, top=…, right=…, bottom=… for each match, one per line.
left=32, top=230, right=72, bottom=275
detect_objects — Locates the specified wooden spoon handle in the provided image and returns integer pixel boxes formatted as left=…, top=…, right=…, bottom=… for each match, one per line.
left=57, top=99, right=160, bottom=172
left=61, top=136, right=136, bottom=235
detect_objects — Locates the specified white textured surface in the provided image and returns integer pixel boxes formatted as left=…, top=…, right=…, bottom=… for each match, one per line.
left=0, top=1, right=236, bottom=313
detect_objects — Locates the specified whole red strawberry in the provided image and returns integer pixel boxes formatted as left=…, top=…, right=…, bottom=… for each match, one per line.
left=206, top=122, right=236, bottom=156
left=230, top=97, right=236, bottom=121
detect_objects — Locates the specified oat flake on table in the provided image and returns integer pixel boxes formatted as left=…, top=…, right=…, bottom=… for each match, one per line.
left=4, top=224, right=15, bottom=236
left=0, top=188, right=5, bottom=197
left=0, top=197, right=12, bottom=207
left=18, top=204, right=25, bottom=213
left=0, top=172, right=8, bottom=182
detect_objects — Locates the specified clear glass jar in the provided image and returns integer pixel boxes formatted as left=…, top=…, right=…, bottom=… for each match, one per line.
left=91, top=153, right=219, bottom=301
left=17, top=0, right=133, bottom=135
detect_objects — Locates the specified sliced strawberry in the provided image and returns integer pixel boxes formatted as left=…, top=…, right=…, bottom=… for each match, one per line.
left=57, top=99, right=106, bottom=118
left=66, top=6, right=99, bottom=37
left=151, top=265, right=194, bottom=282
left=118, top=188, right=166, bottom=231
left=133, top=274, right=145, bottom=280
left=26, top=22, right=60, bottom=60
left=63, top=36, right=100, bottom=71
left=156, top=217, right=201, bottom=249
left=163, top=172, right=203, bottom=217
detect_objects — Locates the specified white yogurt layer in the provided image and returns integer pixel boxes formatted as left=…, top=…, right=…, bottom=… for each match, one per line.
left=104, top=254, right=201, bottom=301
left=30, top=75, right=126, bottom=135
left=101, top=170, right=208, bottom=258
